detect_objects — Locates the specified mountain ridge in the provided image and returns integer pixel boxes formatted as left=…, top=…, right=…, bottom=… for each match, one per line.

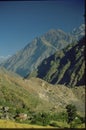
left=28, top=37, right=85, bottom=87
left=1, top=24, right=85, bottom=77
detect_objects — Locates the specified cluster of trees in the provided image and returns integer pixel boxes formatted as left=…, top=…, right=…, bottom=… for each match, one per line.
left=30, top=104, right=85, bottom=128
left=66, top=104, right=77, bottom=123
left=0, top=104, right=85, bottom=128
left=31, top=112, right=50, bottom=126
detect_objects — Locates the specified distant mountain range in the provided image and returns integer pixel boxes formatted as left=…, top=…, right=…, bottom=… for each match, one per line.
left=29, top=37, right=85, bottom=87
left=0, top=24, right=85, bottom=77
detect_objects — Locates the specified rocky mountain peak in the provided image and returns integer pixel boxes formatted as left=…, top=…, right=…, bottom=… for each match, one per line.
left=71, top=24, right=85, bottom=40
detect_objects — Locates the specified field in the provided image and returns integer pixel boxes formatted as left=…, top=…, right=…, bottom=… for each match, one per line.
left=0, top=119, right=53, bottom=128
left=0, top=119, right=85, bottom=128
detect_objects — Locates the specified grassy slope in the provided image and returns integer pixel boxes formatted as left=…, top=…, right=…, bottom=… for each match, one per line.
left=0, top=119, right=85, bottom=128
left=0, top=68, right=85, bottom=128
left=0, top=67, right=85, bottom=114
left=0, top=119, right=53, bottom=128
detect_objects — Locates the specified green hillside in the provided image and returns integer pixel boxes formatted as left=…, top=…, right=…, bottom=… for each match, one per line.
left=0, top=67, right=85, bottom=128
left=0, top=119, right=53, bottom=128
left=0, top=67, right=52, bottom=113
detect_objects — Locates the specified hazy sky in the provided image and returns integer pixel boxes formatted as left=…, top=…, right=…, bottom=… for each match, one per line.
left=0, top=0, right=85, bottom=56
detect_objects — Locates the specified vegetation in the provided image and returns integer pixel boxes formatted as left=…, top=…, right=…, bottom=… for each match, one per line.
left=0, top=26, right=85, bottom=128
left=66, top=104, right=77, bottom=123
left=31, top=112, right=50, bottom=126
left=0, top=119, right=53, bottom=128
left=0, top=67, right=85, bottom=128
left=0, top=104, right=85, bottom=128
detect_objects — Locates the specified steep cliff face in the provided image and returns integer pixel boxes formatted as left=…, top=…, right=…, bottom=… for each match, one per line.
left=30, top=37, right=85, bottom=87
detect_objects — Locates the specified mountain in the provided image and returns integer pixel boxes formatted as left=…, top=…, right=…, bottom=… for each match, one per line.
left=1, top=25, right=85, bottom=77
left=1, top=24, right=85, bottom=77
left=0, top=67, right=85, bottom=116
left=28, top=37, right=85, bottom=87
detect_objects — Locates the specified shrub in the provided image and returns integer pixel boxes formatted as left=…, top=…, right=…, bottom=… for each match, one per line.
left=50, top=121, right=59, bottom=127
left=66, top=104, right=77, bottom=123
left=69, top=118, right=82, bottom=128
left=31, top=112, right=50, bottom=126
left=51, top=112, right=67, bottom=122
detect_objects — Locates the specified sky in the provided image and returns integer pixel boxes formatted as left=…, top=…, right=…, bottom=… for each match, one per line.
left=0, top=0, right=85, bottom=57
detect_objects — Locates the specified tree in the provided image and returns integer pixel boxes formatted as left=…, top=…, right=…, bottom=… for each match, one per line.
left=66, top=104, right=77, bottom=123
left=31, top=112, right=50, bottom=126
